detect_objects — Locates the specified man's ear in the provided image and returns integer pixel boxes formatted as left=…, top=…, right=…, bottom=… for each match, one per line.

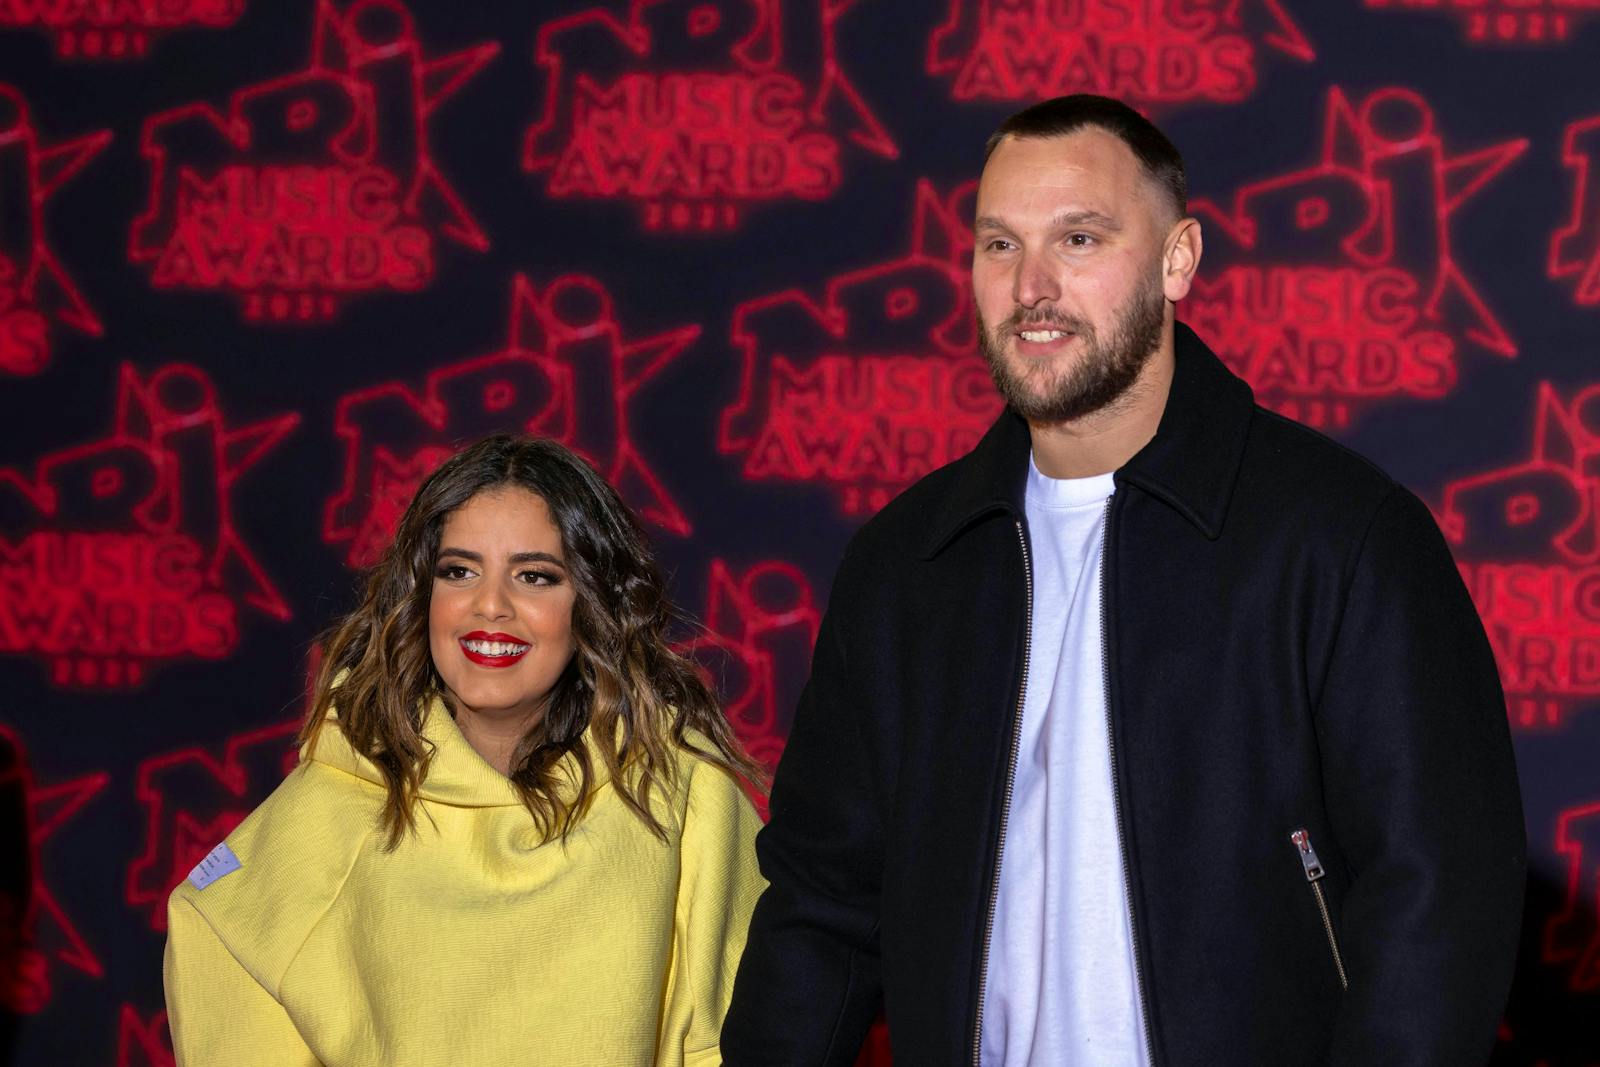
left=1162, top=217, right=1203, bottom=303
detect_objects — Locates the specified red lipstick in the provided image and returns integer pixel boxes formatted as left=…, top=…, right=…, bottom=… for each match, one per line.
left=459, top=631, right=530, bottom=669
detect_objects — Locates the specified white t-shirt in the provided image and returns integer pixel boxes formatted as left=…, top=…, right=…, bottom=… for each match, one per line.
left=979, top=456, right=1149, bottom=1067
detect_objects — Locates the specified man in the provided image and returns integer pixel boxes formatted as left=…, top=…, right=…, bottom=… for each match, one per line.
left=720, top=95, right=1526, bottom=1065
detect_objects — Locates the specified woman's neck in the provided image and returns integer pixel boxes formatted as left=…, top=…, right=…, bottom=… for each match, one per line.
left=452, top=706, right=536, bottom=777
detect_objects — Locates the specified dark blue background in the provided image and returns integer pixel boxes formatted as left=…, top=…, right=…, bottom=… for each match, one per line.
left=1, top=1, right=1596, bottom=1062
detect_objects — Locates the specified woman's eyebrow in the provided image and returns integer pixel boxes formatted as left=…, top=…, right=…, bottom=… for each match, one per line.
left=508, top=551, right=565, bottom=568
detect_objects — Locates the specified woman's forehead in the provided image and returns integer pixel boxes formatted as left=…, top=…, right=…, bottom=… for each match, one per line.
left=441, top=488, right=561, bottom=547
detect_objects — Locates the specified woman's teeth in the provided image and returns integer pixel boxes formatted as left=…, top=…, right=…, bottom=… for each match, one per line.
left=463, top=640, right=529, bottom=656
left=1019, top=329, right=1068, bottom=342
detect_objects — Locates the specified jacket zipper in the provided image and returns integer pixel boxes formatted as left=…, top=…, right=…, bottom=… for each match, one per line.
left=1101, top=495, right=1157, bottom=1065
left=971, top=519, right=1033, bottom=1066
left=1290, top=828, right=1349, bottom=991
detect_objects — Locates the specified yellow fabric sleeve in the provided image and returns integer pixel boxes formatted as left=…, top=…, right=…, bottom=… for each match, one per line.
left=658, top=761, right=767, bottom=1067
left=165, top=893, right=322, bottom=1067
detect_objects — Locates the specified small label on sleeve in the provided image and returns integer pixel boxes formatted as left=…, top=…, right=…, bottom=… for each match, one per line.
left=187, top=841, right=242, bottom=890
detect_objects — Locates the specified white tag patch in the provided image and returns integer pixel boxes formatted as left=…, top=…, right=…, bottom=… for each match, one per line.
left=187, top=841, right=242, bottom=890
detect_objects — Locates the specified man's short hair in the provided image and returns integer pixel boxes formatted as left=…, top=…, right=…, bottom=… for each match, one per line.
left=984, top=95, right=1187, bottom=220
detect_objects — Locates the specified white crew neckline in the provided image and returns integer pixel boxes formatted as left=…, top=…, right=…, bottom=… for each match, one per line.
left=1026, top=454, right=1117, bottom=510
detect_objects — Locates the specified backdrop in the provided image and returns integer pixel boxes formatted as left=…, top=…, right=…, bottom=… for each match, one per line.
left=1, top=0, right=1597, bottom=1062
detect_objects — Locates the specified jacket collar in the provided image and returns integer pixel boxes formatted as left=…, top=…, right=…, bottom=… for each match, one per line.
left=919, top=322, right=1255, bottom=558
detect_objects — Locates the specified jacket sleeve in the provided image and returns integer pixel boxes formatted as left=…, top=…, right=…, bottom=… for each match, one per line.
left=1314, top=486, right=1526, bottom=1066
left=721, top=551, right=886, bottom=1067
left=658, top=759, right=767, bottom=1067
left=165, top=890, right=321, bottom=1067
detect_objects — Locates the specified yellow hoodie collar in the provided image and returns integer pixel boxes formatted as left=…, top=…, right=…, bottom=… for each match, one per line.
left=307, top=694, right=610, bottom=809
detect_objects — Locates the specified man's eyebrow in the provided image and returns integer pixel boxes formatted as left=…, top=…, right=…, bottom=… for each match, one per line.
left=1051, top=209, right=1121, bottom=231
left=973, top=215, right=1012, bottom=233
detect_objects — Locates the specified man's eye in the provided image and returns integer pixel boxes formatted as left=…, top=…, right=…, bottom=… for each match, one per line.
left=1066, top=233, right=1095, bottom=247
left=983, top=238, right=1014, bottom=252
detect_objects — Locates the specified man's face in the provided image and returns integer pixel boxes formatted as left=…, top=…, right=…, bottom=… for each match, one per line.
left=973, top=128, right=1175, bottom=424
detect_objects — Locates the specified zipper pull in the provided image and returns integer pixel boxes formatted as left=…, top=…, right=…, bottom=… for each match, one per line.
left=1289, top=828, right=1325, bottom=881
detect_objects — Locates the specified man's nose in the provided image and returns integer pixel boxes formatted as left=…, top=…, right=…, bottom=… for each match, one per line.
left=1013, top=249, right=1060, bottom=308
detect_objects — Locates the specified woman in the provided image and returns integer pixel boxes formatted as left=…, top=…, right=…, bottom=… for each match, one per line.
left=164, top=434, right=767, bottom=1066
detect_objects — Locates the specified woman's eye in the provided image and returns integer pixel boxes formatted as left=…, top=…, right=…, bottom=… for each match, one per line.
left=436, top=564, right=473, bottom=581
left=517, top=569, right=561, bottom=586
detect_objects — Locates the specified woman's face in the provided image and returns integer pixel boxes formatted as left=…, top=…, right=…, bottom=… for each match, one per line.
left=428, top=487, right=579, bottom=730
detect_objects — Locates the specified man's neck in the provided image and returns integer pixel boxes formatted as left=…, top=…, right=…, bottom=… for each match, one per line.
left=1028, top=336, right=1176, bottom=480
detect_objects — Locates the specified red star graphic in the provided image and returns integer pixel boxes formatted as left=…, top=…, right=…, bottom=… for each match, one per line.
left=118, top=365, right=302, bottom=619
left=0, top=725, right=108, bottom=1012
left=310, top=0, right=500, bottom=251
left=0, top=364, right=300, bottom=621
left=130, top=0, right=499, bottom=278
left=0, top=83, right=110, bottom=374
left=1193, top=86, right=1526, bottom=358
left=503, top=273, right=700, bottom=535
left=325, top=274, right=698, bottom=566
left=117, top=1005, right=175, bottom=1067
left=126, top=719, right=300, bottom=929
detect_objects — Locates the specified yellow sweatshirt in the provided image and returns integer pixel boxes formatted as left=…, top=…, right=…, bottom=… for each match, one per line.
left=164, top=701, right=765, bottom=1066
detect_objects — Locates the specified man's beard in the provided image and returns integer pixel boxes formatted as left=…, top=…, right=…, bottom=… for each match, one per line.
left=977, top=276, right=1167, bottom=423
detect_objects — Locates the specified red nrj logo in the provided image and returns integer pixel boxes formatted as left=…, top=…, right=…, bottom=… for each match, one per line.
left=721, top=179, right=1000, bottom=516
left=675, top=560, right=819, bottom=775
left=0, top=84, right=109, bottom=376
left=0, top=0, right=243, bottom=59
left=1551, top=113, right=1600, bottom=308
left=1543, top=799, right=1600, bottom=991
left=1187, top=87, right=1525, bottom=430
left=325, top=273, right=698, bottom=566
left=1364, top=0, right=1598, bottom=45
left=118, top=1005, right=175, bottom=1067
left=927, top=0, right=1314, bottom=106
left=0, top=364, right=299, bottom=688
left=126, top=719, right=299, bottom=930
left=1439, top=382, right=1600, bottom=729
left=0, top=725, right=108, bottom=1014
left=129, top=0, right=498, bottom=323
left=523, top=0, right=898, bottom=233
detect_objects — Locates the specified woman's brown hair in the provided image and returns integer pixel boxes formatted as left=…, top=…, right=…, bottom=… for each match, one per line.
left=298, top=433, right=766, bottom=846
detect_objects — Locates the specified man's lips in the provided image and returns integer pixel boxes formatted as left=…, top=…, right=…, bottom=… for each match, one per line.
left=1010, top=325, right=1078, bottom=353
left=459, top=631, right=530, bottom=668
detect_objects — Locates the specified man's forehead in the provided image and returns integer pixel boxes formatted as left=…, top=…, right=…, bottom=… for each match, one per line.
left=982, top=129, right=1145, bottom=185
left=976, top=129, right=1158, bottom=217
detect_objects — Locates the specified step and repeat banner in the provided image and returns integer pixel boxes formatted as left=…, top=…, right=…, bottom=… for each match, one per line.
left=1, top=1, right=1597, bottom=1062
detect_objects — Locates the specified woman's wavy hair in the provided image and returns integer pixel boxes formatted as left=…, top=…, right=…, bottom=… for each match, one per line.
left=298, top=433, right=765, bottom=847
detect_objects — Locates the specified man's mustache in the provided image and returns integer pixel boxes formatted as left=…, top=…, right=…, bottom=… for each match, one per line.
left=1000, top=305, right=1090, bottom=335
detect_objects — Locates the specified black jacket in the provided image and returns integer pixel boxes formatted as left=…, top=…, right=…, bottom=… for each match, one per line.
left=722, top=324, right=1526, bottom=1066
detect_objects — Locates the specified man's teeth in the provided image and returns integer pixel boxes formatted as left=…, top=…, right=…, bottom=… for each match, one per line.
left=463, top=639, right=530, bottom=656
left=1019, top=329, right=1068, bottom=342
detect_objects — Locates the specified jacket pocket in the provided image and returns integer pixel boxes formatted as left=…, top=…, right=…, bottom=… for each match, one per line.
left=1289, top=827, right=1348, bottom=991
